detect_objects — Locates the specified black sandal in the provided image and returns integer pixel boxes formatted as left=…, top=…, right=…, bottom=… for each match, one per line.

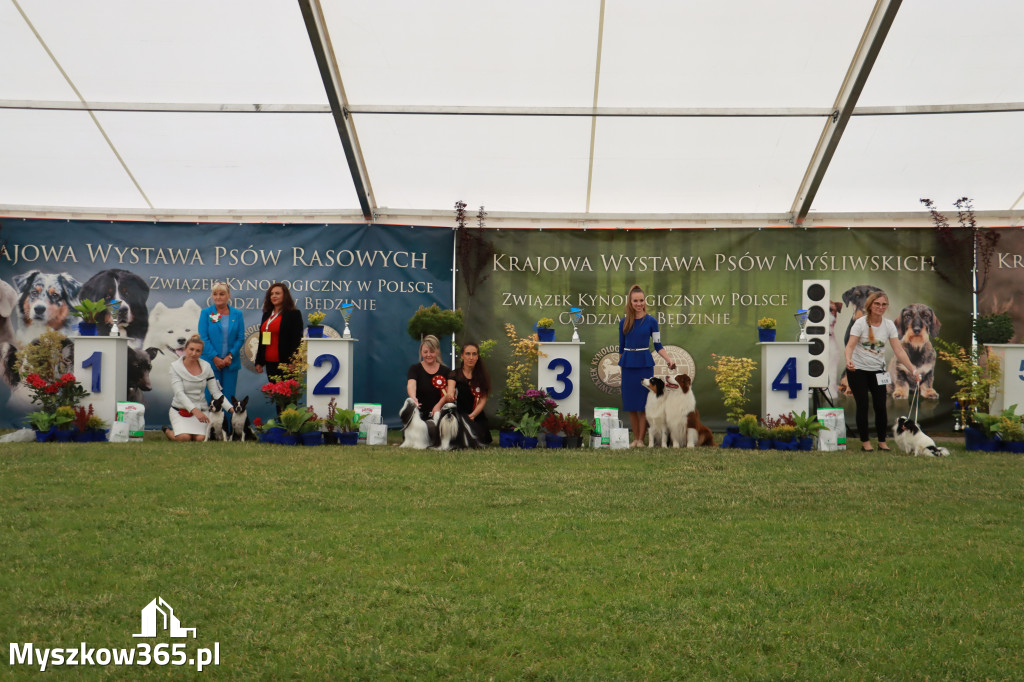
left=162, top=426, right=174, bottom=440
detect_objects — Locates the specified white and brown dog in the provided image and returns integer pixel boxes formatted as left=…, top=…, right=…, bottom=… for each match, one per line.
left=644, top=373, right=710, bottom=447
left=893, top=416, right=949, bottom=457
left=12, top=270, right=81, bottom=343
left=641, top=376, right=670, bottom=447
left=400, top=397, right=439, bottom=449
left=888, top=303, right=940, bottom=399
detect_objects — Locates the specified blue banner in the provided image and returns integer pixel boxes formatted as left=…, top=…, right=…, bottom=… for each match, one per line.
left=0, top=219, right=453, bottom=428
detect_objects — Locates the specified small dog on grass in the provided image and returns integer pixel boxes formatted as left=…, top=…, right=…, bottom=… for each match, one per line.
left=229, top=395, right=254, bottom=442
left=205, top=396, right=229, bottom=442
left=400, top=397, right=439, bottom=449
left=893, top=416, right=949, bottom=457
left=641, top=376, right=669, bottom=447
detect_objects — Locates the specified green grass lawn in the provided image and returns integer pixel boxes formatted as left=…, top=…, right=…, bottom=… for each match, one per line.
left=1, top=438, right=1022, bottom=680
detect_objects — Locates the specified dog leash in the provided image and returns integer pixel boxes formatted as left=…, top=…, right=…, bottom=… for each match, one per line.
left=905, top=384, right=921, bottom=423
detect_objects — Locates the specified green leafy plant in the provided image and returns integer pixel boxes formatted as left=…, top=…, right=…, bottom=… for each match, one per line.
left=278, top=407, right=319, bottom=435
left=935, top=338, right=1002, bottom=424
left=24, top=411, right=55, bottom=431
left=791, top=410, right=827, bottom=439
left=757, top=317, right=777, bottom=330
left=514, top=413, right=544, bottom=439
left=737, top=414, right=760, bottom=438
left=327, top=408, right=360, bottom=433
left=70, top=298, right=112, bottom=324
left=708, top=354, right=758, bottom=424
left=22, top=372, right=88, bottom=413
left=407, top=304, right=464, bottom=341
left=307, top=310, right=326, bottom=326
left=52, top=406, right=76, bottom=429
left=991, top=406, right=1024, bottom=442
left=974, top=313, right=1014, bottom=345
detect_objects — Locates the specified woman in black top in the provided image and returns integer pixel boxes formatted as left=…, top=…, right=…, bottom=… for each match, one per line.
left=406, top=334, right=450, bottom=420
left=446, top=341, right=492, bottom=445
left=254, top=282, right=303, bottom=382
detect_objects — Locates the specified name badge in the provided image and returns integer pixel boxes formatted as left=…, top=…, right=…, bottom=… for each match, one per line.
left=261, top=331, right=271, bottom=346
left=876, top=372, right=892, bottom=386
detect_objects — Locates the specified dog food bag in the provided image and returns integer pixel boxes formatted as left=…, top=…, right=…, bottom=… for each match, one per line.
left=816, top=407, right=846, bottom=451
left=593, top=407, right=619, bottom=447
left=354, top=403, right=382, bottom=443
left=111, top=401, right=146, bottom=443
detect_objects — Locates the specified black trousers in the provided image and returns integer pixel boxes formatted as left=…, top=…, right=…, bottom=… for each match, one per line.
left=847, top=368, right=889, bottom=442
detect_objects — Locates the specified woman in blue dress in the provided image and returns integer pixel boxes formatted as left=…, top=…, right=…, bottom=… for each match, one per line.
left=619, top=284, right=676, bottom=447
left=198, top=281, right=246, bottom=404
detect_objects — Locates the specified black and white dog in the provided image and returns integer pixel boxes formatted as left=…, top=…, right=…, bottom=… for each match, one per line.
left=80, top=269, right=150, bottom=344
left=400, top=397, right=439, bottom=449
left=893, top=416, right=950, bottom=457
left=435, top=402, right=482, bottom=450
left=229, top=395, right=254, bottom=442
left=12, top=270, right=81, bottom=343
left=205, top=395, right=229, bottom=442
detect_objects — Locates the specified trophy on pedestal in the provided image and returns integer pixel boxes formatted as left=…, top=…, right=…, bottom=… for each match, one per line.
left=794, top=309, right=808, bottom=342
left=569, top=307, right=584, bottom=342
left=340, top=303, right=355, bottom=339
left=108, top=299, right=122, bottom=337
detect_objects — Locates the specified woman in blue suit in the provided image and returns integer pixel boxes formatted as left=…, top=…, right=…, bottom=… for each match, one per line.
left=198, top=281, right=246, bottom=403
left=619, top=284, right=676, bottom=447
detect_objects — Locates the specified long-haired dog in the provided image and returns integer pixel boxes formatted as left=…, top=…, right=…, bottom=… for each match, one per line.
left=893, top=416, right=949, bottom=457
left=400, top=397, right=439, bottom=449
left=888, top=303, right=940, bottom=400
left=204, top=395, right=229, bottom=442
left=434, top=402, right=483, bottom=450
left=659, top=373, right=698, bottom=447
left=641, top=376, right=669, bottom=447
left=12, top=270, right=81, bottom=343
left=230, top=395, right=254, bottom=442
left=686, top=409, right=715, bottom=447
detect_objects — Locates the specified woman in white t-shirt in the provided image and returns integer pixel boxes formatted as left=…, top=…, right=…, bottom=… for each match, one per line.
left=844, top=290, right=920, bottom=451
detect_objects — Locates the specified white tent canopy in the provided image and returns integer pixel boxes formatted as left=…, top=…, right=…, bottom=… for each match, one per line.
left=1, top=0, right=1022, bottom=226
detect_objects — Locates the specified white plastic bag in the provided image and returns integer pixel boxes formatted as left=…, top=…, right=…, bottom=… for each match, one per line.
left=114, top=402, right=146, bottom=443
left=609, top=427, right=631, bottom=449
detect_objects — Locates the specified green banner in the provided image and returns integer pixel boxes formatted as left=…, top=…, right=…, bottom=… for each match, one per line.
left=459, top=227, right=972, bottom=429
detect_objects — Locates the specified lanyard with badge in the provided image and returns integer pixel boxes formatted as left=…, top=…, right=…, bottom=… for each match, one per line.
left=261, top=311, right=279, bottom=346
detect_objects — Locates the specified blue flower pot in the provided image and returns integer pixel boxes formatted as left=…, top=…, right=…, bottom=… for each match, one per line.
left=798, top=436, right=814, bottom=451
left=53, top=428, right=74, bottom=442
left=338, top=431, right=359, bottom=445
left=537, top=328, right=555, bottom=342
left=774, top=438, right=798, bottom=450
left=265, top=426, right=286, bottom=444
left=521, top=436, right=539, bottom=449
left=279, top=433, right=301, bottom=446
left=77, top=322, right=97, bottom=336
left=307, top=326, right=324, bottom=338
left=35, top=427, right=54, bottom=442
left=499, top=430, right=524, bottom=448
left=758, top=328, right=777, bottom=342
left=545, top=433, right=565, bottom=449
left=1004, top=441, right=1024, bottom=453
left=301, top=431, right=324, bottom=446
left=734, top=435, right=756, bottom=449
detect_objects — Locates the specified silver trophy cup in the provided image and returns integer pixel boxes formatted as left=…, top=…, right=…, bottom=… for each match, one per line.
left=340, top=303, right=355, bottom=339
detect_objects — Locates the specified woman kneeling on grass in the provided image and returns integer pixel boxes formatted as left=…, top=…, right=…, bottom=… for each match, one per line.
left=164, top=334, right=228, bottom=442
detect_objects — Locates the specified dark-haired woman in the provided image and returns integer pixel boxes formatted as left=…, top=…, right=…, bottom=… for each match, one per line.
left=619, top=284, right=676, bottom=447
left=254, top=282, right=303, bottom=383
left=446, top=342, right=492, bottom=445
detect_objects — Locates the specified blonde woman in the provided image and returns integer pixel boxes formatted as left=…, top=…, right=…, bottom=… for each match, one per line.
left=406, top=334, right=451, bottom=420
left=844, top=290, right=920, bottom=451
left=164, top=334, right=227, bottom=442
left=198, top=281, right=245, bottom=401
left=618, top=284, right=676, bottom=447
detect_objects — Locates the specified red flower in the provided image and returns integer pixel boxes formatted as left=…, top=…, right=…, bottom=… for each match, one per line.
left=252, top=417, right=263, bottom=427
left=59, top=373, right=77, bottom=384
left=44, top=384, right=59, bottom=394
left=26, top=374, right=46, bottom=389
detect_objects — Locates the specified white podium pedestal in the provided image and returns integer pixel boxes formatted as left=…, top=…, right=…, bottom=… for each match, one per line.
left=538, top=341, right=584, bottom=416
left=306, top=337, right=356, bottom=417
left=72, top=335, right=128, bottom=427
left=985, top=344, right=1024, bottom=415
left=759, top=341, right=810, bottom=420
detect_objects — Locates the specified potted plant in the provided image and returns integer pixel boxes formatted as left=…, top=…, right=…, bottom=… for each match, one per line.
left=407, top=304, right=464, bottom=342
left=734, top=414, right=759, bottom=449
left=514, top=413, right=544, bottom=449
left=71, top=298, right=112, bottom=336
left=935, top=339, right=1002, bottom=438
left=277, top=407, right=318, bottom=445
left=771, top=424, right=798, bottom=450
left=25, top=411, right=56, bottom=441
left=52, top=406, right=76, bottom=442
left=542, top=412, right=566, bottom=448
left=708, top=353, right=758, bottom=426
left=535, top=317, right=556, bottom=342
left=791, top=410, right=826, bottom=451
left=561, top=414, right=590, bottom=448
left=992, top=407, right=1024, bottom=452
left=307, top=310, right=327, bottom=338
left=327, top=408, right=360, bottom=445
left=71, top=404, right=107, bottom=441
left=757, top=316, right=777, bottom=342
